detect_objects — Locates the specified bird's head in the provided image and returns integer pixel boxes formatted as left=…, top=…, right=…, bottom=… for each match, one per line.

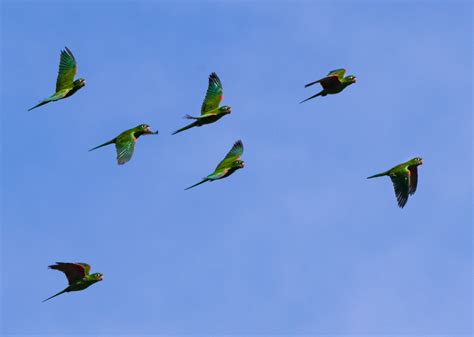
left=136, top=123, right=158, bottom=135
left=74, top=78, right=86, bottom=88
left=234, top=159, right=245, bottom=169
left=90, top=273, right=103, bottom=282
left=409, top=157, right=423, bottom=166
left=219, top=106, right=232, bottom=115
left=345, top=75, right=357, bottom=85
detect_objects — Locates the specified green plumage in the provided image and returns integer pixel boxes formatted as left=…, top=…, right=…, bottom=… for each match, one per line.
left=29, top=47, right=86, bottom=111
left=185, top=140, right=245, bottom=190
left=367, top=157, right=423, bottom=208
left=300, top=68, right=356, bottom=103
left=173, top=72, right=231, bottom=135
left=43, top=262, right=103, bottom=302
left=89, top=124, right=159, bottom=165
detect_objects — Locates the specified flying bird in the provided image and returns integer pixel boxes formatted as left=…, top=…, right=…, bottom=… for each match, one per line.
left=172, top=72, right=231, bottom=135
left=89, top=124, right=158, bottom=165
left=300, top=68, right=356, bottom=103
left=43, top=262, right=103, bottom=302
left=367, top=157, right=423, bottom=208
left=29, top=47, right=86, bottom=111
left=185, top=140, right=245, bottom=190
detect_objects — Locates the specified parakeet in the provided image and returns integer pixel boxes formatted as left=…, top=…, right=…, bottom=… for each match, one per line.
left=300, top=68, right=356, bottom=103
left=29, top=47, right=85, bottom=111
left=89, top=124, right=158, bottom=165
left=185, top=140, right=244, bottom=190
left=172, top=72, right=231, bottom=135
left=367, top=157, right=423, bottom=208
left=43, top=262, right=103, bottom=302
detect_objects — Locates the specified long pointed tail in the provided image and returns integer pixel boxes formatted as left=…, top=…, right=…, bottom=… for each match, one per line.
left=304, top=79, right=321, bottom=88
left=42, top=289, right=68, bottom=302
left=28, top=99, right=51, bottom=111
left=184, top=114, right=199, bottom=120
left=172, top=121, right=198, bottom=135
left=89, top=139, right=115, bottom=152
left=299, top=91, right=324, bottom=104
left=367, top=171, right=389, bottom=179
left=184, top=178, right=208, bottom=190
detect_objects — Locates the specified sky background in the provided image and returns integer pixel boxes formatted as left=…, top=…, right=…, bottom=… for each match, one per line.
left=1, top=1, right=472, bottom=336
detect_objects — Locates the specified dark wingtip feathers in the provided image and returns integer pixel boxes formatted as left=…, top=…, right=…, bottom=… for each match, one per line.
left=234, top=139, right=243, bottom=149
left=209, top=72, right=221, bottom=86
left=63, top=46, right=75, bottom=60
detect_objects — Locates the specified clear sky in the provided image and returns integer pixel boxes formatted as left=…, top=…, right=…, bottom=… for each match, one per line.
left=1, top=1, right=472, bottom=336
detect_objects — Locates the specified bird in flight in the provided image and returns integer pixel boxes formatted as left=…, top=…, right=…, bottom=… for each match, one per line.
left=185, top=140, right=245, bottom=190
left=367, top=157, right=423, bottom=208
left=43, top=262, right=103, bottom=302
left=29, top=47, right=86, bottom=111
left=173, top=72, right=231, bottom=135
left=89, top=124, right=159, bottom=165
left=300, top=68, right=356, bottom=103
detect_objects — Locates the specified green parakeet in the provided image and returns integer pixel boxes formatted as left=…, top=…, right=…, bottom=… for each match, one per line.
left=89, top=124, right=159, bottom=165
left=185, top=140, right=244, bottom=190
left=29, top=47, right=86, bottom=111
left=300, top=68, right=356, bottom=103
left=367, top=157, right=423, bottom=208
left=172, top=72, right=231, bottom=135
left=43, top=262, right=103, bottom=302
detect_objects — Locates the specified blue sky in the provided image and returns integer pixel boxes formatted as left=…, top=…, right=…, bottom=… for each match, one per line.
left=1, top=1, right=472, bottom=336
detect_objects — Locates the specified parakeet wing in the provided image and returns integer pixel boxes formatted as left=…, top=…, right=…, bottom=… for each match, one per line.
left=76, top=263, right=91, bottom=275
left=408, top=166, right=418, bottom=195
left=201, top=72, right=223, bottom=115
left=327, top=68, right=346, bottom=80
left=115, top=136, right=136, bottom=165
left=49, top=262, right=88, bottom=284
left=56, top=47, right=77, bottom=92
left=215, top=140, right=243, bottom=171
left=390, top=174, right=410, bottom=208
left=305, top=69, right=346, bottom=88
left=319, top=75, right=342, bottom=89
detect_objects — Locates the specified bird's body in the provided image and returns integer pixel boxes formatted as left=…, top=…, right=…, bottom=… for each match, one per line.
left=43, top=262, right=103, bottom=302
left=89, top=124, right=158, bottom=165
left=173, top=72, right=231, bottom=135
left=367, top=157, right=423, bottom=208
left=29, top=47, right=85, bottom=111
left=300, top=68, right=356, bottom=103
left=185, top=140, right=245, bottom=190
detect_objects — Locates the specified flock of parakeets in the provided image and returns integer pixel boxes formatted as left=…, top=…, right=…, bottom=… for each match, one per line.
left=31, top=47, right=422, bottom=302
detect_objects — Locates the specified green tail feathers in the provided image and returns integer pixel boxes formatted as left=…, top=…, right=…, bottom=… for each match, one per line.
left=28, top=99, right=51, bottom=111
left=42, top=289, right=68, bottom=302
left=172, top=122, right=198, bottom=135
left=300, top=91, right=324, bottom=104
left=367, top=171, right=388, bottom=179
left=89, top=139, right=115, bottom=152
left=184, top=179, right=208, bottom=190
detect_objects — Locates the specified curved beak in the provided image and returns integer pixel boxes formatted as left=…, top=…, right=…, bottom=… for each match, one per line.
left=145, top=127, right=158, bottom=134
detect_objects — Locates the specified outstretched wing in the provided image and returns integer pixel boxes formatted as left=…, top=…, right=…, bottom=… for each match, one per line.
left=215, top=140, right=243, bottom=172
left=201, top=72, right=223, bottom=115
left=76, top=263, right=91, bottom=275
left=305, top=69, right=346, bottom=88
left=408, top=166, right=418, bottom=195
left=327, top=68, right=346, bottom=80
left=56, top=47, right=77, bottom=92
left=390, top=173, right=410, bottom=208
left=115, top=135, right=136, bottom=165
left=49, top=262, right=88, bottom=284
